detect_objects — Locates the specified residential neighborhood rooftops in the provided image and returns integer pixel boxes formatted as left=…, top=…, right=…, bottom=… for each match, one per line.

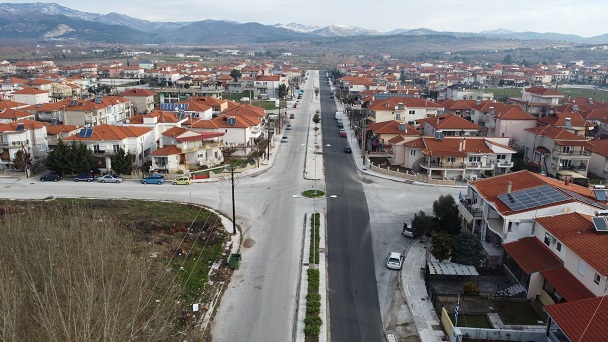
left=64, top=124, right=152, bottom=141
left=545, top=296, right=608, bottom=342
left=418, top=114, right=482, bottom=130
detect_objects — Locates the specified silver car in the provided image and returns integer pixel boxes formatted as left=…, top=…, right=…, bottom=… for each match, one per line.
left=98, top=174, right=124, bottom=183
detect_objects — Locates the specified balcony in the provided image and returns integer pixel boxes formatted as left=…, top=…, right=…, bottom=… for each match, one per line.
left=458, top=198, right=482, bottom=222
left=420, top=157, right=465, bottom=170
left=465, top=161, right=493, bottom=169
left=495, top=160, right=514, bottom=168
left=552, top=147, right=591, bottom=158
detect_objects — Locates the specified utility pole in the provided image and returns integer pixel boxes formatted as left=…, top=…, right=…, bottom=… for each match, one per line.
left=226, top=166, right=238, bottom=234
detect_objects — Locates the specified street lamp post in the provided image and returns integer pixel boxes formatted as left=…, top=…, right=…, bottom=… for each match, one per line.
left=226, top=166, right=238, bottom=234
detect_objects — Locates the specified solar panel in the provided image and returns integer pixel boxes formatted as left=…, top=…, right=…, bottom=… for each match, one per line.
left=35, top=103, right=43, bottom=108
left=50, top=118, right=57, bottom=126
left=562, top=189, right=608, bottom=210
left=94, top=96, right=102, bottom=104
left=498, top=185, right=570, bottom=212
left=595, top=190, right=607, bottom=202
left=592, top=217, right=608, bottom=232
left=84, top=127, right=93, bottom=138
left=70, top=99, right=78, bottom=106
left=78, top=128, right=87, bottom=138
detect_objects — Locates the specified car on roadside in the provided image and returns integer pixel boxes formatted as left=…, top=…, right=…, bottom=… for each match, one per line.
left=337, top=122, right=344, bottom=128
left=344, top=146, right=352, bottom=153
left=386, top=252, right=404, bottom=270
left=172, top=176, right=191, bottom=185
left=281, top=136, right=288, bottom=143
left=40, top=173, right=62, bottom=182
left=339, top=129, right=347, bottom=137
left=141, top=174, right=165, bottom=185
left=289, top=113, right=295, bottom=119
left=286, top=124, right=292, bottom=130
left=73, top=172, right=95, bottom=182
left=98, top=174, right=124, bottom=183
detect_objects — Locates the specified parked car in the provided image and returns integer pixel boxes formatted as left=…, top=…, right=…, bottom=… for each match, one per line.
left=98, top=174, right=124, bottom=183
left=402, top=223, right=418, bottom=239
left=290, top=113, right=295, bottom=119
left=172, top=176, right=191, bottom=185
left=73, top=172, right=95, bottom=182
left=386, top=252, right=404, bottom=270
left=286, top=124, right=292, bottom=130
left=281, top=136, right=288, bottom=143
left=339, top=129, right=347, bottom=137
left=40, top=173, right=62, bottom=182
left=344, top=146, right=352, bottom=153
left=141, top=174, right=165, bottom=185
left=337, top=122, right=344, bottom=128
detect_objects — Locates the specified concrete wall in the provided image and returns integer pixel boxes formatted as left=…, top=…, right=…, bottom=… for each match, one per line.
left=451, top=327, right=545, bottom=342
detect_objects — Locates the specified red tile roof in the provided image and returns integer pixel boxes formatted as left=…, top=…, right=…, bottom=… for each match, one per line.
left=540, top=267, right=595, bottom=301
left=494, top=108, right=537, bottom=121
left=524, top=86, right=563, bottom=96
left=0, top=108, right=34, bottom=120
left=588, top=139, right=608, bottom=158
left=545, top=296, right=608, bottom=342
left=64, top=124, right=152, bottom=141
left=0, top=119, right=45, bottom=132
left=419, top=114, right=482, bottom=130
left=151, top=145, right=182, bottom=156
left=44, top=124, right=78, bottom=135
left=0, top=100, right=27, bottom=109
left=366, top=120, right=419, bottom=135
left=422, top=136, right=496, bottom=157
left=525, top=125, right=590, bottom=141
left=536, top=212, right=608, bottom=276
left=11, top=86, right=48, bottom=95
left=368, top=97, right=443, bottom=111
left=118, top=88, right=157, bottom=97
left=539, top=112, right=591, bottom=128
left=470, top=170, right=577, bottom=215
left=503, top=237, right=563, bottom=273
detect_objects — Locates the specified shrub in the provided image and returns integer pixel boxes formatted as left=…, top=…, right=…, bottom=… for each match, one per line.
left=463, top=281, right=480, bottom=295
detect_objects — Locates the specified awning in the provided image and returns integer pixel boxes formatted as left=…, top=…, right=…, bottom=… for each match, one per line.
left=503, top=237, right=562, bottom=273
left=541, top=267, right=595, bottom=302
left=427, top=261, right=479, bottom=276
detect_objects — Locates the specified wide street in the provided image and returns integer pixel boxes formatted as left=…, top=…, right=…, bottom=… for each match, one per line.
left=0, top=69, right=461, bottom=341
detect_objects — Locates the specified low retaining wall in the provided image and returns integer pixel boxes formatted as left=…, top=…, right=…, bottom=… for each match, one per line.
left=369, top=163, right=418, bottom=181
left=450, top=327, right=545, bottom=342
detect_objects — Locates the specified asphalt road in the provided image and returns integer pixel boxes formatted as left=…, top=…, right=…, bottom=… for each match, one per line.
left=320, top=73, right=385, bottom=341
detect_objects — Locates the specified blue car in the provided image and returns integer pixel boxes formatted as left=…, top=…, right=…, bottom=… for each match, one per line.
left=74, top=172, right=95, bottom=182
left=141, top=174, right=165, bottom=185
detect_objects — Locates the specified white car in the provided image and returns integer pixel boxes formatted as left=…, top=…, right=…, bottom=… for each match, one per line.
left=386, top=252, right=404, bottom=270
left=286, top=124, right=292, bottom=130
left=281, top=136, right=288, bottom=143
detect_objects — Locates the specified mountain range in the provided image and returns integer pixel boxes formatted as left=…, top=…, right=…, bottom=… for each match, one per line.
left=0, top=3, right=607, bottom=45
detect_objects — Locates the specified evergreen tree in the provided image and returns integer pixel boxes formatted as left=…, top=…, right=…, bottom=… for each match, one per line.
left=451, top=230, right=484, bottom=267
left=111, top=148, right=133, bottom=175
left=432, top=195, right=461, bottom=235
left=411, top=211, right=433, bottom=239
left=70, top=141, right=96, bottom=174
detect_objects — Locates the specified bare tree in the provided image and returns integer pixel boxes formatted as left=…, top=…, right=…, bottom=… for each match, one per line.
left=0, top=206, right=179, bottom=341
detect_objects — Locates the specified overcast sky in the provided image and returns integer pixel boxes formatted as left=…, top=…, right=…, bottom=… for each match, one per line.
left=11, top=0, right=608, bottom=37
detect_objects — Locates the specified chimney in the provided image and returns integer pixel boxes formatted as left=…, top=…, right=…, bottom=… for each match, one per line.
left=476, top=99, right=481, bottom=105
left=462, top=137, right=466, bottom=150
left=507, top=181, right=512, bottom=195
left=436, top=117, right=440, bottom=126
left=565, top=176, right=571, bottom=186
left=458, top=139, right=463, bottom=151
left=489, top=107, right=495, bottom=115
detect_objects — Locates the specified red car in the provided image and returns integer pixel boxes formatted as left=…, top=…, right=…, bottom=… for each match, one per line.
left=340, top=129, right=347, bottom=137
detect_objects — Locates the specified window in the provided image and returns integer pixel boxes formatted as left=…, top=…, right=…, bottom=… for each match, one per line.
left=446, top=157, right=456, bottom=163
left=594, top=273, right=601, bottom=285
left=562, top=146, right=571, bottom=154
left=410, top=150, right=416, bottom=156
left=497, top=154, right=506, bottom=160
left=409, top=110, right=416, bottom=115
left=556, top=242, right=562, bottom=252
left=469, top=156, right=481, bottom=162
left=93, top=144, right=100, bottom=152
left=396, top=114, right=401, bottom=120
left=113, top=144, right=120, bottom=153
left=577, top=260, right=587, bottom=276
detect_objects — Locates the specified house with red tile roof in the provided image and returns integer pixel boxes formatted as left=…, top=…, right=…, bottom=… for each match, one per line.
left=460, top=170, right=606, bottom=268
left=336, top=76, right=375, bottom=97
left=58, top=96, right=133, bottom=127
left=152, top=126, right=225, bottom=171
left=366, top=97, right=444, bottom=124
left=43, top=123, right=79, bottom=149
left=587, top=139, right=608, bottom=177
left=417, top=114, right=482, bottom=137
left=522, top=125, right=592, bottom=179
left=484, top=106, right=537, bottom=147
left=435, top=99, right=482, bottom=120
left=515, top=86, right=565, bottom=117
left=0, top=120, right=49, bottom=168
left=253, top=74, right=285, bottom=99
left=390, top=136, right=515, bottom=183
left=445, top=84, right=494, bottom=101
left=364, top=120, right=419, bottom=154
left=190, top=113, right=263, bottom=153
left=118, top=88, right=157, bottom=114
left=11, top=87, right=50, bottom=105
left=0, top=108, right=35, bottom=123
left=64, top=124, right=154, bottom=170
left=0, top=99, right=28, bottom=110
left=544, top=295, right=608, bottom=342
left=539, top=111, right=592, bottom=137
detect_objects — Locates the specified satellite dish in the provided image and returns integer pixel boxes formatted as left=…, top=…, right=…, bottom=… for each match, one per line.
left=125, top=119, right=130, bottom=124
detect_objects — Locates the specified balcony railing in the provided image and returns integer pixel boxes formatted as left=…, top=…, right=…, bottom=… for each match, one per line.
left=495, top=160, right=514, bottom=168
left=459, top=198, right=483, bottom=219
left=552, top=148, right=591, bottom=157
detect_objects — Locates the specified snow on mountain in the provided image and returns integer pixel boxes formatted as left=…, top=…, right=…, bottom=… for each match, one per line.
left=273, top=22, right=320, bottom=33
left=480, top=28, right=515, bottom=35
left=312, top=24, right=379, bottom=37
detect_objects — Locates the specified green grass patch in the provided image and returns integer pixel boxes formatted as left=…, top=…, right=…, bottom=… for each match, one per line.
left=302, top=189, right=325, bottom=198
left=309, top=213, right=320, bottom=265
left=490, top=299, right=544, bottom=325
left=454, top=314, right=492, bottom=328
